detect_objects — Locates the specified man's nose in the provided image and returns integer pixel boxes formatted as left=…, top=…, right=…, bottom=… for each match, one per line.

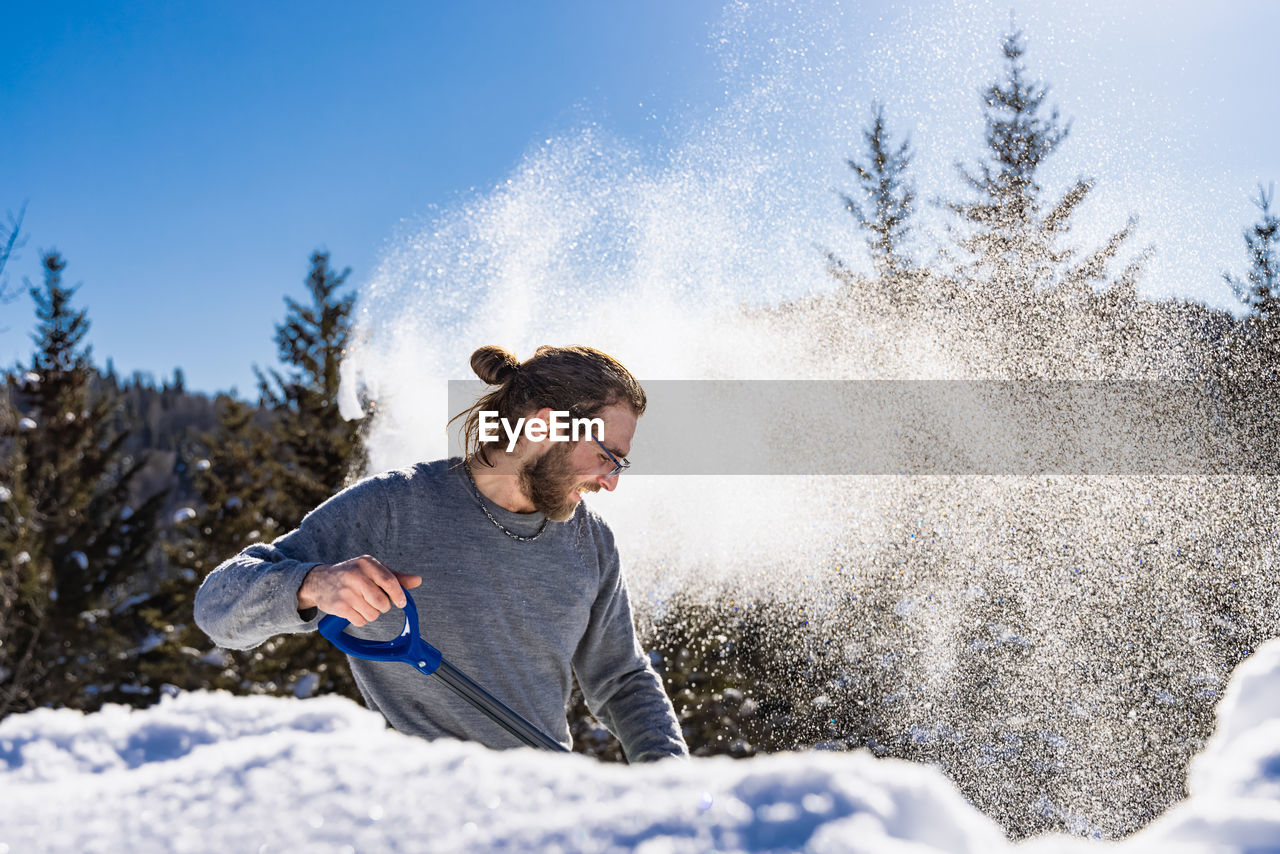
left=596, top=472, right=620, bottom=492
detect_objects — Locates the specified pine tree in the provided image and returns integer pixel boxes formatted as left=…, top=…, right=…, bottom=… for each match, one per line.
left=141, top=394, right=286, bottom=695
left=0, top=212, right=29, bottom=671
left=0, top=204, right=25, bottom=310
left=944, top=26, right=1146, bottom=374
left=237, top=251, right=367, bottom=700
left=0, top=377, right=37, bottom=695
left=151, top=252, right=368, bottom=702
left=0, top=252, right=164, bottom=716
left=835, top=102, right=917, bottom=287
left=258, top=250, right=367, bottom=521
left=948, top=29, right=1142, bottom=297
left=1225, top=183, right=1280, bottom=332
left=1220, top=183, right=1280, bottom=473
left=948, top=27, right=1069, bottom=294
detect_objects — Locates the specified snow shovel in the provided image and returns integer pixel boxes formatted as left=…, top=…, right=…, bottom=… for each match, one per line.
left=317, top=590, right=569, bottom=753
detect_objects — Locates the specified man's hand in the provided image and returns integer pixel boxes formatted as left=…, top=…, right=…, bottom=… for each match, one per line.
left=297, top=556, right=423, bottom=626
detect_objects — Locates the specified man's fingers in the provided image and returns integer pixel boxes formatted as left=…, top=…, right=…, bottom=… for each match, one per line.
left=316, top=557, right=419, bottom=622
left=342, top=590, right=381, bottom=624
left=357, top=557, right=408, bottom=609
left=371, top=569, right=408, bottom=609
left=350, top=574, right=395, bottom=614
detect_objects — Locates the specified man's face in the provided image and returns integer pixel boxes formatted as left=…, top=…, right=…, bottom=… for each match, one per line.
left=519, top=403, right=637, bottom=522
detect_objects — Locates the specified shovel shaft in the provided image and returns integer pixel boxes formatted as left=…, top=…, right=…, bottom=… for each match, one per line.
left=317, top=595, right=569, bottom=754
left=434, top=660, right=570, bottom=753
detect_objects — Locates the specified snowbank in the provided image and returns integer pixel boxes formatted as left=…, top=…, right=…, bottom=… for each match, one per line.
left=2, top=639, right=1279, bottom=853
left=1120, top=640, right=1280, bottom=854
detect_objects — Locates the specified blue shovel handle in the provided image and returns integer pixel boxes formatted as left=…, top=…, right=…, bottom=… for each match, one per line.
left=318, top=592, right=442, bottom=676
left=315, top=586, right=569, bottom=753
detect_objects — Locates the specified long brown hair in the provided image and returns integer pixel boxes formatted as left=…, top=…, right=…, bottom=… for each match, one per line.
left=451, top=345, right=646, bottom=467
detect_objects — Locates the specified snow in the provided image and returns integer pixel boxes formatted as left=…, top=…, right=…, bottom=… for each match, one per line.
left=2, top=640, right=1280, bottom=854
left=292, top=672, right=320, bottom=699
left=111, top=593, right=152, bottom=615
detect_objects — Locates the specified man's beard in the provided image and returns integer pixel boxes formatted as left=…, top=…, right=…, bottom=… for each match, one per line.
left=519, top=443, right=592, bottom=522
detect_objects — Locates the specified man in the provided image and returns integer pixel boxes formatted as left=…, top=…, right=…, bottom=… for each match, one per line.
left=193, top=345, right=688, bottom=762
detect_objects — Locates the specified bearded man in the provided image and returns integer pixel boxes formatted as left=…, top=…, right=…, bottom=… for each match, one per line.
left=193, top=345, right=688, bottom=762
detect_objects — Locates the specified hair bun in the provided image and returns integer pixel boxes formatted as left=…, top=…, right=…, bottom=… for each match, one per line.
left=470, top=345, right=521, bottom=385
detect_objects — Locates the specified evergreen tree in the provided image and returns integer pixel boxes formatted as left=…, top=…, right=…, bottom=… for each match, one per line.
left=0, top=252, right=164, bottom=716
left=1224, top=183, right=1280, bottom=331
left=149, top=251, right=368, bottom=702
left=0, top=204, right=25, bottom=310
left=942, top=26, right=1147, bottom=378
left=1220, top=183, right=1280, bottom=473
left=142, top=394, right=290, bottom=695
left=258, top=250, right=367, bottom=521
left=236, top=250, right=367, bottom=700
left=0, top=377, right=37, bottom=696
left=0, top=211, right=28, bottom=671
left=836, top=102, right=917, bottom=285
left=947, top=28, right=1141, bottom=306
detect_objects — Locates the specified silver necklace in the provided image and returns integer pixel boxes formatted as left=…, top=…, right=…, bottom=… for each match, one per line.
left=463, top=462, right=548, bottom=542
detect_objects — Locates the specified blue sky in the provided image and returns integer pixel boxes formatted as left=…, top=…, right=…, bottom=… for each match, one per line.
left=2, top=1, right=1277, bottom=395
left=0, top=1, right=719, bottom=394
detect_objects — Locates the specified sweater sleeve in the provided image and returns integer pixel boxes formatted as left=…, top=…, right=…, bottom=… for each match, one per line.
left=193, top=474, right=392, bottom=651
left=571, top=526, right=689, bottom=763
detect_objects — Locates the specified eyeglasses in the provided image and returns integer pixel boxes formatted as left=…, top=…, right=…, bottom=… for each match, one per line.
left=593, top=438, right=631, bottom=478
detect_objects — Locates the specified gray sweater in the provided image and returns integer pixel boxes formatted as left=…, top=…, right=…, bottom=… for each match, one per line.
left=193, top=457, right=688, bottom=762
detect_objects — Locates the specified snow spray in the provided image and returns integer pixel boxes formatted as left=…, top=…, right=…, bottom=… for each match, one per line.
left=337, top=0, right=1279, bottom=839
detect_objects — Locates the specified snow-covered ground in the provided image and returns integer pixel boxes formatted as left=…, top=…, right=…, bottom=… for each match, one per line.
left=3, top=641, right=1279, bottom=854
